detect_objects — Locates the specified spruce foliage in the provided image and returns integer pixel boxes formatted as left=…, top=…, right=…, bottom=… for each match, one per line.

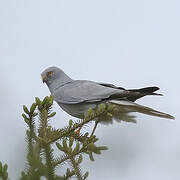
left=1, top=96, right=117, bottom=180
left=0, top=162, right=8, bottom=180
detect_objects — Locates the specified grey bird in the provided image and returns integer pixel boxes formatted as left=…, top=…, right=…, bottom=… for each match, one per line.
left=41, top=66, right=174, bottom=130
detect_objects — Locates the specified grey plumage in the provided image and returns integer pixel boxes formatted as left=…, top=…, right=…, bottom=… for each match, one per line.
left=41, top=66, right=174, bottom=123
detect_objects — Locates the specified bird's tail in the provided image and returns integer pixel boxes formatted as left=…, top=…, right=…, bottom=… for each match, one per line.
left=110, top=100, right=175, bottom=120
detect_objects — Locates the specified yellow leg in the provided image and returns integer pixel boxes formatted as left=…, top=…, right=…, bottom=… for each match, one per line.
left=74, top=125, right=82, bottom=134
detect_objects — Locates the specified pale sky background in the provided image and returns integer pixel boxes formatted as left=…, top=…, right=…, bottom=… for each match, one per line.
left=0, top=0, right=179, bottom=179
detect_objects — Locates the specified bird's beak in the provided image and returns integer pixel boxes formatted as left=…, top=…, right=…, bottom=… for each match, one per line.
left=41, top=74, right=47, bottom=83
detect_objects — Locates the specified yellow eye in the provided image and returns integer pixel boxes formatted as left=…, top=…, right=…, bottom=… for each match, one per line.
left=47, top=71, right=53, bottom=77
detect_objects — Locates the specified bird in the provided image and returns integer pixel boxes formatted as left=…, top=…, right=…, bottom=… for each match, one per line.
left=41, top=66, right=174, bottom=134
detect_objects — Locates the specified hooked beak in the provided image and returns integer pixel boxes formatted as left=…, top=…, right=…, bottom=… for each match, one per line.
left=41, top=74, right=47, bottom=83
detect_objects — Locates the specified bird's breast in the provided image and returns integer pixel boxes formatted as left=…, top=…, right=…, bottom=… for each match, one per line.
left=57, top=102, right=98, bottom=119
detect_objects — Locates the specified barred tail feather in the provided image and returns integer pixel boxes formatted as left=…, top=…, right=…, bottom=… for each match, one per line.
left=110, top=100, right=175, bottom=120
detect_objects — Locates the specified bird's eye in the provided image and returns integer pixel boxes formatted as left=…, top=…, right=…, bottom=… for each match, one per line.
left=47, top=71, right=53, bottom=77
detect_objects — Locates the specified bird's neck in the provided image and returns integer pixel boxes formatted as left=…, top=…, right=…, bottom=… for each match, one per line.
left=47, top=76, right=73, bottom=94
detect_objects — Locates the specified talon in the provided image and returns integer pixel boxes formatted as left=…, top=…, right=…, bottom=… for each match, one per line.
left=74, top=126, right=82, bottom=134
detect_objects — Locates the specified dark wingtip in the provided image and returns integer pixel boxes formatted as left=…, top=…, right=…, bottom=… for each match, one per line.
left=152, top=86, right=160, bottom=91
left=139, top=86, right=160, bottom=93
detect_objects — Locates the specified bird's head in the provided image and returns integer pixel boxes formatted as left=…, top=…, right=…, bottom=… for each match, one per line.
left=41, top=66, right=72, bottom=89
left=41, top=66, right=61, bottom=84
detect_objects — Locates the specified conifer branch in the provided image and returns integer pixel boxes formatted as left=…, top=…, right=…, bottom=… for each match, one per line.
left=0, top=161, right=8, bottom=180
left=36, top=97, right=55, bottom=179
left=22, top=103, right=40, bottom=178
left=53, top=144, right=87, bottom=167
left=2, top=95, right=109, bottom=179
left=69, top=157, right=83, bottom=180
left=48, top=104, right=110, bottom=144
left=63, top=169, right=76, bottom=179
left=43, top=146, right=55, bottom=179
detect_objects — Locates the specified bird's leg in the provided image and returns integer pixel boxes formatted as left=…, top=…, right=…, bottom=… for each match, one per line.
left=74, top=125, right=83, bottom=134
left=90, top=121, right=99, bottom=137
left=74, top=119, right=84, bottom=134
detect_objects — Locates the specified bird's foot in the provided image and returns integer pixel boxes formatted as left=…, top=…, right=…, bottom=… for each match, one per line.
left=74, top=126, right=82, bottom=135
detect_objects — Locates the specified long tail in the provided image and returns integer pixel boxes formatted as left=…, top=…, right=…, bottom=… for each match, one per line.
left=110, top=100, right=175, bottom=120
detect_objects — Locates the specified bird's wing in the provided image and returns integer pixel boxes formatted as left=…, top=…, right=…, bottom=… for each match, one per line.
left=98, top=82, right=162, bottom=101
left=53, top=80, right=162, bottom=104
left=53, top=80, right=126, bottom=104
left=97, top=82, right=125, bottom=90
